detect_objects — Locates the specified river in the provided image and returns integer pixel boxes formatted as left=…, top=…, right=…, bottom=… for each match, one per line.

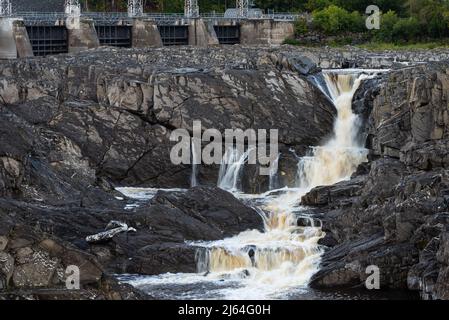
left=115, top=69, right=395, bottom=300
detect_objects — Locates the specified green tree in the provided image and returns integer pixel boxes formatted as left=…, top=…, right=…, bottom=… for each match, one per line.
left=372, top=10, right=400, bottom=42
left=335, top=0, right=407, bottom=15
left=312, top=5, right=364, bottom=35
left=305, top=0, right=333, bottom=11
left=403, top=0, right=449, bottom=39
left=419, top=1, right=449, bottom=38
left=392, top=17, right=421, bottom=42
left=294, top=16, right=309, bottom=36
left=254, top=0, right=308, bottom=12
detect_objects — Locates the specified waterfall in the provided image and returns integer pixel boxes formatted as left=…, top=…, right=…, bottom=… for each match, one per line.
left=297, top=71, right=373, bottom=189
left=194, top=70, right=378, bottom=298
left=308, top=74, right=332, bottom=101
left=124, top=69, right=385, bottom=300
left=268, top=153, right=280, bottom=190
left=217, top=147, right=253, bottom=192
left=193, top=204, right=324, bottom=298
left=191, top=139, right=199, bottom=187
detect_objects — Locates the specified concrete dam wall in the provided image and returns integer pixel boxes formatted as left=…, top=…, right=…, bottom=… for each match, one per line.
left=0, top=16, right=294, bottom=59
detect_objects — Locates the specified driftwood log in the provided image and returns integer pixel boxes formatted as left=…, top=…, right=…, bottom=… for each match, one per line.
left=86, top=221, right=137, bottom=243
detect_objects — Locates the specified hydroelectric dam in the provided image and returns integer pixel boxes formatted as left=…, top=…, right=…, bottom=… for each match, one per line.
left=0, top=0, right=298, bottom=59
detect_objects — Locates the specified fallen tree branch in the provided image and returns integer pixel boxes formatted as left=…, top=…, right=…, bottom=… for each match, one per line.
left=86, top=221, right=137, bottom=244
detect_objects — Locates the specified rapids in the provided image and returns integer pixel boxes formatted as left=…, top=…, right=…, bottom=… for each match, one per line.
left=117, top=69, right=386, bottom=299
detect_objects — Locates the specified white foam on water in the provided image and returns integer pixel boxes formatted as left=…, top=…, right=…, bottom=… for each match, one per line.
left=297, top=71, right=385, bottom=189
left=116, top=187, right=187, bottom=201
left=118, top=69, right=388, bottom=300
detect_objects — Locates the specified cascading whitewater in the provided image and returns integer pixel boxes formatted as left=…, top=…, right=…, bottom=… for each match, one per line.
left=218, top=150, right=281, bottom=192
left=297, top=72, right=370, bottom=189
left=195, top=70, right=374, bottom=298
left=122, top=70, right=382, bottom=300
left=196, top=206, right=321, bottom=274
left=217, top=147, right=253, bottom=192
left=268, top=153, right=281, bottom=190
left=191, top=140, right=199, bottom=187
left=193, top=203, right=325, bottom=298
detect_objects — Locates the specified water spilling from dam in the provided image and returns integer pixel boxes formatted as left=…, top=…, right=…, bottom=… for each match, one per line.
left=119, top=69, right=383, bottom=299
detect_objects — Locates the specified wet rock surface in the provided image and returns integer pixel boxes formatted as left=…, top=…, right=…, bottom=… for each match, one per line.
left=0, top=46, right=336, bottom=192
left=284, top=46, right=449, bottom=69
left=306, top=62, right=449, bottom=300
left=0, top=186, right=262, bottom=298
left=1, top=45, right=449, bottom=299
left=2, top=46, right=327, bottom=299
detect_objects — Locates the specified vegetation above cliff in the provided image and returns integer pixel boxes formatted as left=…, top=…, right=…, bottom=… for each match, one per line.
left=81, top=1, right=449, bottom=44
left=291, top=0, right=449, bottom=45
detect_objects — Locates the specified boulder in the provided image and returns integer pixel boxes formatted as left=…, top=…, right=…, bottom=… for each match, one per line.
left=12, top=250, right=58, bottom=288
left=0, top=236, right=8, bottom=251
left=0, top=252, right=14, bottom=289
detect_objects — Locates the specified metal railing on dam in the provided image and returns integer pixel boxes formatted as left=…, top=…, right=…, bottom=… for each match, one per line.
left=14, top=11, right=303, bottom=26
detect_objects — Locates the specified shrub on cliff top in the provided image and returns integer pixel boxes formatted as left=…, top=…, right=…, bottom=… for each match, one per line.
left=294, top=17, right=309, bottom=36
left=372, top=10, right=400, bottom=43
left=312, top=5, right=364, bottom=35
left=391, top=17, right=421, bottom=42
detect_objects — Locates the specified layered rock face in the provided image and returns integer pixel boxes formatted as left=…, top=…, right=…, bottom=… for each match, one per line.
left=0, top=46, right=334, bottom=194
left=0, top=46, right=334, bottom=299
left=2, top=45, right=449, bottom=300
left=306, top=62, right=449, bottom=300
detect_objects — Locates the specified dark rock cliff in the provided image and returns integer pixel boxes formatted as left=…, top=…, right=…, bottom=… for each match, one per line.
left=307, top=62, right=449, bottom=300
left=0, top=46, right=335, bottom=299
left=0, top=47, right=335, bottom=194
left=2, top=45, right=449, bottom=300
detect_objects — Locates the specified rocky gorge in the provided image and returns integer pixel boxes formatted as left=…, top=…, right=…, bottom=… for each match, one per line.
left=0, top=45, right=448, bottom=300
left=305, top=60, right=449, bottom=300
